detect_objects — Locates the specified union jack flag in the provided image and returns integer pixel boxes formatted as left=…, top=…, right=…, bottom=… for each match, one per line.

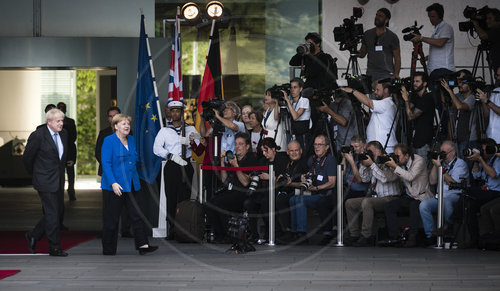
left=167, top=10, right=183, bottom=104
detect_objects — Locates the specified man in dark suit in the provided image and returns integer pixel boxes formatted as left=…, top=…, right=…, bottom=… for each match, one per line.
left=57, top=102, right=77, bottom=201
left=23, top=108, right=69, bottom=257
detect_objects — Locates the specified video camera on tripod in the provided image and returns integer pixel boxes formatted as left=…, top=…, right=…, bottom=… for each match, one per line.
left=269, top=83, right=291, bottom=109
left=402, top=21, right=423, bottom=41
left=333, top=7, right=364, bottom=52
left=201, top=99, right=226, bottom=134
left=459, top=5, right=490, bottom=35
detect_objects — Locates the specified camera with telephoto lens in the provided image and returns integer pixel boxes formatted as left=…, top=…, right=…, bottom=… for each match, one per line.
left=465, top=77, right=499, bottom=95
left=356, top=150, right=374, bottom=161
left=306, top=87, right=334, bottom=108
left=247, top=172, right=261, bottom=196
left=300, top=173, right=314, bottom=192
left=201, top=99, right=226, bottom=134
left=463, top=148, right=480, bottom=157
left=296, top=42, right=313, bottom=56
left=379, top=77, right=412, bottom=92
left=333, top=7, right=364, bottom=52
left=485, top=144, right=500, bottom=155
left=459, top=6, right=490, bottom=33
left=449, top=178, right=468, bottom=190
left=376, top=153, right=399, bottom=165
left=402, top=21, right=423, bottom=41
left=428, top=150, right=447, bottom=161
left=434, top=72, right=459, bottom=88
left=336, top=74, right=373, bottom=95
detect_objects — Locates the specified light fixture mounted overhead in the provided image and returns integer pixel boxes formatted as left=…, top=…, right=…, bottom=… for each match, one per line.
left=206, top=1, right=224, bottom=19
left=181, top=2, right=200, bottom=20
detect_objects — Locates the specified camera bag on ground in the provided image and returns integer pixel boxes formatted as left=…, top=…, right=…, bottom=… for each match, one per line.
left=174, top=199, right=206, bottom=243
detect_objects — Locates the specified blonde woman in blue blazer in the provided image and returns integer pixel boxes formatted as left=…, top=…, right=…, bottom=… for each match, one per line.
left=101, top=114, right=158, bottom=255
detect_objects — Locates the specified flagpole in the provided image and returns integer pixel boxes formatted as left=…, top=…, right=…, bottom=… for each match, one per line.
left=142, top=10, right=164, bottom=128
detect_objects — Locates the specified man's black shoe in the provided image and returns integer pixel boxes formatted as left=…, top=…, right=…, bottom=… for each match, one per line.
left=138, top=245, right=158, bottom=255
left=352, top=236, right=373, bottom=247
left=49, top=249, right=68, bottom=257
left=25, top=232, right=36, bottom=254
left=344, top=235, right=359, bottom=246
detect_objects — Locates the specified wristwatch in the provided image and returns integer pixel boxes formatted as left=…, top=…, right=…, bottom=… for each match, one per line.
left=351, top=88, right=355, bottom=94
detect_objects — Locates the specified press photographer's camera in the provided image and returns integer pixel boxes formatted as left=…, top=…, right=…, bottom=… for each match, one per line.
left=459, top=6, right=490, bottom=33
left=308, top=88, right=334, bottom=108
left=402, top=21, right=423, bottom=41
left=357, top=150, right=374, bottom=161
left=247, top=174, right=260, bottom=196
left=300, top=173, right=314, bottom=192
left=201, top=99, right=225, bottom=134
left=269, top=83, right=291, bottom=107
left=336, top=74, right=373, bottom=95
left=379, top=77, right=412, bottom=92
left=341, top=145, right=354, bottom=154
left=296, top=43, right=313, bottom=56
left=376, top=153, right=399, bottom=164
left=463, top=148, right=480, bottom=157
left=428, top=150, right=446, bottom=161
left=333, top=7, right=364, bottom=52
left=449, top=179, right=468, bottom=190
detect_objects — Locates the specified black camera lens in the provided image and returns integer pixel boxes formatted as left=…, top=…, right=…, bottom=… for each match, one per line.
left=226, top=150, right=234, bottom=160
left=341, top=145, right=354, bottom=154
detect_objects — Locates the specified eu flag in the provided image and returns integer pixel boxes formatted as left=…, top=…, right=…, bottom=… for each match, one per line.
left=134, top=14, right=162, bottom=184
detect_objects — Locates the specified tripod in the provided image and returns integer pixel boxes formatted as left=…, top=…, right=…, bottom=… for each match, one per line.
left=383, top=96, right=410, bottom=151
left=344, top=47, right=362, bottom=77
left=409, top=40, right=428, bottom=87
left=472, top=41, right=494, bottom=85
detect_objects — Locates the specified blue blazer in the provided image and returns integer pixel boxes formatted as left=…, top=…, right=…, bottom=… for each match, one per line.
left=101, top=133, right=141, bottom=192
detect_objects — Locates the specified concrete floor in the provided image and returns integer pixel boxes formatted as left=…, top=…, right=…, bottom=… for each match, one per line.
left=1, top=178, right=500, bottom=290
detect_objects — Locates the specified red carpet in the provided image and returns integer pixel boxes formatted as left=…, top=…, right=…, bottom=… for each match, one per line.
left=0, top=270, right=20, bottom=279
left=0, top=231, right=100, bottom=254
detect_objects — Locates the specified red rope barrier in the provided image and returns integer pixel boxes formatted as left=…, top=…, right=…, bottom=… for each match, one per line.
left=201, top=165, right=269, bottom=172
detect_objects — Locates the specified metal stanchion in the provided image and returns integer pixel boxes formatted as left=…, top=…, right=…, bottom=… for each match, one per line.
left=335, top=164, right=344, bottom=246
left=268, top=164, right=275, bottom=246
left=199, top=165, right=204, bottom=204
left=435, top=166, right=445, bottom=248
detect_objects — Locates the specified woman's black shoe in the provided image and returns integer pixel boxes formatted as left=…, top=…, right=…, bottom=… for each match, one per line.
left=138, top=245, right=158, bottom=255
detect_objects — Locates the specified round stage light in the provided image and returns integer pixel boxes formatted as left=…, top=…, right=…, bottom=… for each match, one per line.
left=182, top=2, right=200, bottom=20
left=206, top=1, right=224, bottom=18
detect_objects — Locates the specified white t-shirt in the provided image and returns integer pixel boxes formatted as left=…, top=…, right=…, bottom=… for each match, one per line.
left=251, top=131, right=261, bottom=152
left=292, top=96, right=311, bottom=121
left=366, top=97, right=397, bottom=153
left=487, top=89, right=500, bottom=143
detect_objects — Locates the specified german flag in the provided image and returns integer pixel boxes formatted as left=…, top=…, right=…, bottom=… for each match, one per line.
left=195, top=20, right=223, bottom=133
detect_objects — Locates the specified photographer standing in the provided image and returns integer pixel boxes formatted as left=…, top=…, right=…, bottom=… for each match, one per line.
left=441, top=70, right=479, bottom=158
left=384, top=143, right=433, bottom=247
left=401, top=72, right=435, bottom=161
left=411, top=3, right=455, bottom=114
left=477, top=66, right=500, bottom=143
left=340, top=80, right=397, bottom=153
left=317, top=89, right=358, bottom=151
left=289, top=32, right=337, bottom=90
left=357, top=8, right=401, bottom=82
left=419, top=141, right=469, bottom=244
left=262, top=89, right=287, bottom=151
left=214, top=101, right=246, bottom=153
left=472, top=8, right=500, bottom=70
left=282, top=78, right=311, bottom=152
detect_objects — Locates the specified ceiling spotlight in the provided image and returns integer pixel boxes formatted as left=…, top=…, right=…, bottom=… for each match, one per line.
left=182, top=2, right=199, bottom=20
left=206, top=1, right=224, bottom=18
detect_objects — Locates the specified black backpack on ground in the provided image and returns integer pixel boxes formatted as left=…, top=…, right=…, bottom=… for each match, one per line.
left=174, top=199, right=205, bottom=243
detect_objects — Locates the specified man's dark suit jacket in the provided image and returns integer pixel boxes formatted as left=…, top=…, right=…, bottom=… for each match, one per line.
left=23, top=125, right=68, bottom=193
left=95, top=126, right=113, bottom=176
left=63, top=116, right=77, bottom=162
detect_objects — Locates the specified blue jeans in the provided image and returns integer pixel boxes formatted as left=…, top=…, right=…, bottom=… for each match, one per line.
left=290, top=194, right=324, bottom=233
left=419, top=194, right=460, bottom=238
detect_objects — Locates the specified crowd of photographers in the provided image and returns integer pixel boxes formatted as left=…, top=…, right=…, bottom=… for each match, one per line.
left=187, top=3, right=500, bottom=249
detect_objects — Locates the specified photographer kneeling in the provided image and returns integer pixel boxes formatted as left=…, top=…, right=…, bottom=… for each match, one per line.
left=419, top=141, right=469, bottom=245
left=289, top=134, right=337, bottom=244
left=384, top=143, right=433, bottom=247
left=204, top=133, right=259, bottom=243
left=282, top=78, right=311, bottom=152
left=455, top=138, right=500, bottom=243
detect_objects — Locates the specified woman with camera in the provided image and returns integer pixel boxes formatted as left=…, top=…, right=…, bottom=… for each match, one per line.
left=262, top=88, right=287, bottom=152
